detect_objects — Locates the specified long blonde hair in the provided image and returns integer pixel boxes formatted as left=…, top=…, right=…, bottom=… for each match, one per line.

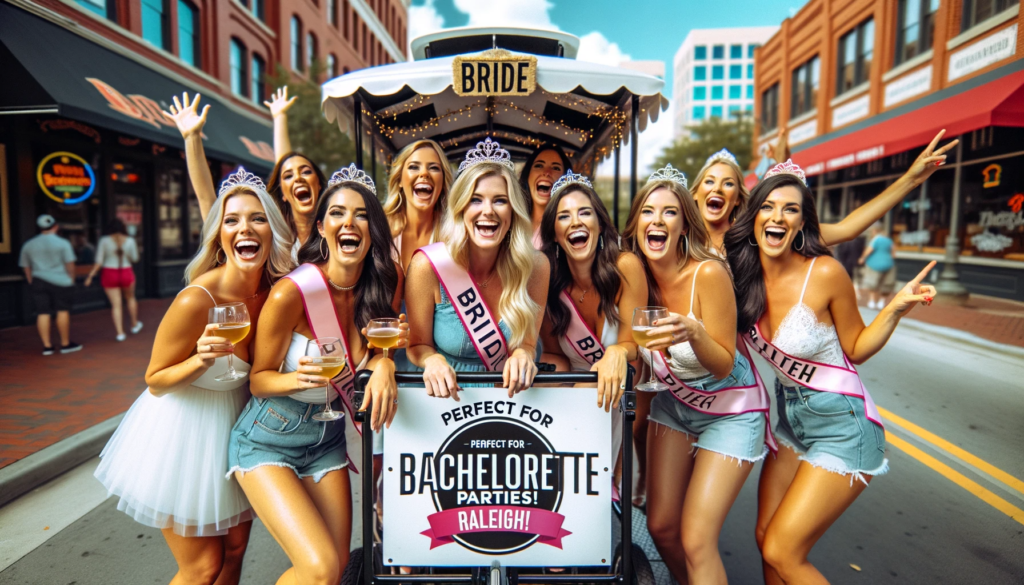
left=691, top=157, right=750, bottom=223
left=384, top=140, right=454, bottom=239
left=184, top=185, right=295, bottom=284
left=440, top=162, right=539, bottom=349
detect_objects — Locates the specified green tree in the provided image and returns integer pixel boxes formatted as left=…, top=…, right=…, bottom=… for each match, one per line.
left=653, top=112, right=753, bottom=181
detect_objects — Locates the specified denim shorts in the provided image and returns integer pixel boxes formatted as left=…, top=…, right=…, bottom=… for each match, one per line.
left=648, top=353, right=767, bottom=462
left=774, top=379, right=888, bottom=484
left=228, top=395, right=348, bottom=483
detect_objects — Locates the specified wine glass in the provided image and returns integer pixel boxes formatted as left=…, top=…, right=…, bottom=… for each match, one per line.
left=366, top=318, right=402, bottom=360
left=308, top=337, right=347, bottom=422
left=632, top=306, right=670, bottom=392
left=208, top=302, right=250, bottom=382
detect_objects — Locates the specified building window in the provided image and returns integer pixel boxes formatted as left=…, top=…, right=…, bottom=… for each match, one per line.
left=961, top=0, right=1013, bottom=31
left=230, top=38, right=248, bottom=97
left=307, top=32, right=317, bottom=70
left=353, top=14, right=360, bottom=51
left=712, top=65, right=724, bottom=80
left=836, top=18, right=874, bottom=94
left=729, top=84, right=742, bottom=99
left=251, top=54, right=265, bottom=103
left=694, top=66, right=706, bottom=81
left=730, top=44, right=742, bottom=59
left=141, top=0, right=169, bottom=50
left=328, top=0, right=337, bottom=26
left=748, top=44, right=760, bottom=58
left=712, top=45, right=724, bottom=59
left=177, top=0, right=199, bottom=67
left=746, top=103, right=753, bottom=112
left=291, top=16, right=303, bottom=71
left=694, top=45, right=707, bottom=60
left=693, top=86, right=706, bottom=100
left=729, top=64, right=742, bottom=79
left=711, top=105, right=723, bottom=118
left=327, top=53, right=337, bottom=78
left=693, top=106, right=706, bottom=120
left=77, top=0, right=116, bottom=20
left=746, top=84, right=754, bottom=99
left=711, top=85, right=723, bottom=100
left=251, top=0, right=263, bottom=21
left=896, top=0, right=939, bottom=65
left=747, top=64, right=754, bottom=78
left=343, top=0, right=351, bottom=39
left=791, top=55, right=820, bottom=117
left=362, top=23, right=368, bottom=61
left=761, top=83, right=779, bottom=132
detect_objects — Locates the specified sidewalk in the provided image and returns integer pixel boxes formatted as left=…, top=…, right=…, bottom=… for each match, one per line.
left=860, top=293, right=1024, bottom=349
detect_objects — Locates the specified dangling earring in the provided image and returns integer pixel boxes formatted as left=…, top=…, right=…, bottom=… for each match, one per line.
left=216, top=247, right=227, bottom=264
left=794, top=229, right=805, bottom=252
left=555, top=246, right=560, bottom=259
left=748, top=235, right=758, bottom=247
left=320, top=238, right=329, bottom=260
left=599, top=235, right=605, bottom=250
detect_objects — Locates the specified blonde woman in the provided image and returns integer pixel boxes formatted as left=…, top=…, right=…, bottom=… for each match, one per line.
left=383, top=140, right=454, bottom=271
left=406, top=138, right=549, bottom=396
left=96, top=168, right=294, bottom=585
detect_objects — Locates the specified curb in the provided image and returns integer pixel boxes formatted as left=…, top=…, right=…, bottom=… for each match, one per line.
left=860, top=307, right=1024, bottom=360
left=0, top=414, right=123, bottom=508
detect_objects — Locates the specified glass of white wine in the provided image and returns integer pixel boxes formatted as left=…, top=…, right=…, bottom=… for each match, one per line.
left=307, top=337, right=347, bottom=422
left=209, top=302, right=250, bottom=382
left=632, top=306, right=670, bottom=392
left=366, top=318, right=402, bottom=360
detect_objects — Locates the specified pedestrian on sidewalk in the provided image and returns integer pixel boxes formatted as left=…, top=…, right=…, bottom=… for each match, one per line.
left=859, top=222, right=896, bottom=309
left=836, top=235, right=866, bottom=301
left=18, top=215, right=82, bottom=355
left=84, top=219, right=143, bottom=341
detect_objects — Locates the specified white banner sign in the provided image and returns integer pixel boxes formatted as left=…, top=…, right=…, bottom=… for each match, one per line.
left=885, top=66, right=933, bottom=107
left=789, top=118, right=818, bottom=145
left=948, top=24, right=1017, bottom=81
left=832, top=94, right=871, bottom=128
left=383, top=386, right=612, bottom=566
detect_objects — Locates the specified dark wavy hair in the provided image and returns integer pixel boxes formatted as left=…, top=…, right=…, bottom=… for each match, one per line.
left=724, top=173, right=832, bottom=333
left=540, top=183, right=622, bottom=338
left=267, top=152, right=327, bottom=242
left=297, top=181, right=398, bottom=329
left=104, top=218, right=127, bottom=235
left=518, top=144, right=572, bottom=215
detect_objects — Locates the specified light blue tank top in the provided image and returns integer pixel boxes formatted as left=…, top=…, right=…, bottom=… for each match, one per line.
left=434, top=286, right=512, bottom=372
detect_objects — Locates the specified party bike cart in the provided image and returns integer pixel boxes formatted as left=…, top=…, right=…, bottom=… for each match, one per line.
left=351, top=370, right=650, bottom=585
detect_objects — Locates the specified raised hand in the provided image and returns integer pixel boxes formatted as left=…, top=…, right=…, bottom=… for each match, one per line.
left=905, top=130, right=959, bottom=186
left=264, top=87, right=296, bottom=119
left=888, top=261, right=937, bottom=317
left=163, top=92, right=210, bottom=139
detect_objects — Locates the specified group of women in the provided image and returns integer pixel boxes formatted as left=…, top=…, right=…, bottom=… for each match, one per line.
left=93, top=87, right=956, bottom=585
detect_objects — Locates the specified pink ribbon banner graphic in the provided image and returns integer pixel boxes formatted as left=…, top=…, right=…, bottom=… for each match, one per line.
left=421, top=506, right=572, bottom=549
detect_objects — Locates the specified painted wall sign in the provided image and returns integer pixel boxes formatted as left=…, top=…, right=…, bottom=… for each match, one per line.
left=831, top=93, right=870, bottom=128
left=948, top=24, right=1017, bottom=81
left=884, top=65, right=933, bottom=107
left=788, top=118, right=818, bottom=145
left=453, top=49, right=537, bottom=97
left=384, top=387, right=610, bottom=566
left=36, top=152, right=96, bottom=205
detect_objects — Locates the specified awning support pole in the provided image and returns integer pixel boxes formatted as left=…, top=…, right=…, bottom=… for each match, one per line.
left=370, top=136, right=377, bottom=183
left=486, top=97, right=494, bottom=136
left=935, top=139, right=970, bottom=304
left=630, top=95, right=639, bottom=202
left=354, top=97, right=364, bottom=170
left=613, top=142, right=621, bottom=229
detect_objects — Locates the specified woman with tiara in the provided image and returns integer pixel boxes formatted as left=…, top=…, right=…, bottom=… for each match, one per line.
left=95, top=166, right=295, bottom=585
left=383, top=140, right=454, bottom=271
left=518, top=143, right=572, bottom=248
left=228, top=164, right=405, bottom=585
left=622, top=165, right=773, bottom=584
left=725, top=161, right=936, bottom=584
left=406, top=138, right=549, bottom=397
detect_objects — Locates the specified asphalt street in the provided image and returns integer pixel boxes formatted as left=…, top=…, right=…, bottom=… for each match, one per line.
left=2, top=315, right=1022, bottom=584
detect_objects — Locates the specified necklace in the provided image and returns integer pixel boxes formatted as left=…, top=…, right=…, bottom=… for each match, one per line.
left=575, top=284, right=591, bottom=304
left=477, top=271, right=496, bottom=288
left=328, top=277, right=357, bottom=291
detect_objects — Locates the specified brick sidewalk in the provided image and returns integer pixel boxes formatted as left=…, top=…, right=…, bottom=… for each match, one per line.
left=863, top=294, right=1024, bottom=348
left=0, top=298, right=173, bottom=470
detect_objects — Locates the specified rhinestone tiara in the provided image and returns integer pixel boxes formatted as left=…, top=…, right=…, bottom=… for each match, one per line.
left=763, top=159, right=807, bottom=185
left=705, top=148, right=738, bottom=168
left=328, top=163, right=376, bottom=195
left=458, top=137, right=515, bottom=174
left=218, top=166, right=267, bottom=197
left=550, top=170, right=593, bottom=198
left=646, top=164, right=688, bottom=191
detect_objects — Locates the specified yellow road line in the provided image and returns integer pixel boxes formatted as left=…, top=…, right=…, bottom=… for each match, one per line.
left=878, top=406, right=1024, bottom=496
left=886, top=434, right=1024, bottom=526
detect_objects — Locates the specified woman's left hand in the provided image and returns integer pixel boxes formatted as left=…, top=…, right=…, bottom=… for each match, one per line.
left=84, top=274, right=95, bottom=287
left=362, top=313, right=410, bottom=351
left=644, top=312, right=702, bottom=352
left=503, top=348, right=538, bottom=397
left=887, top=261, right=937, bottom=317
left=360, top=358, right=398, bottom=431
left=591, top=345, right=628, bottom=412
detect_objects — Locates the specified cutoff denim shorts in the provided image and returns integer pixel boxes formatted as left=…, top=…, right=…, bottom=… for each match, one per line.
left=228, top=395, right=348, bottom=483
left=774, top=379, right=888, bottom=483
left=648, top=353, right=767, bottom=462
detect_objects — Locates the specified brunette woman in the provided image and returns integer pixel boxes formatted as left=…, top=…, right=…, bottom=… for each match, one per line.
left=84, top=218, right=142, bottom=341
left=518, top=143, right=571, bottom=248
left=383, top=139, right=454, bottom=271
left=725, top=162, right=936, bottom=584
left=228, top=165, right=404, bottom=585
left=96, top=168, right=294, bottom=585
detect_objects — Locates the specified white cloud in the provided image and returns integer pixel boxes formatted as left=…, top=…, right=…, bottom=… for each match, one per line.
left=407, top=0, right=446, bottom=50
left=576, top=31, right=630, bottom=66
left=452, top=0, right=558, bottom=30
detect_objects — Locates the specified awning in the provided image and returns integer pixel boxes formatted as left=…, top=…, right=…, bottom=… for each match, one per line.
left=792, top=61, right=1024, bottom=176
left=0, top=3, right=274, bottom=171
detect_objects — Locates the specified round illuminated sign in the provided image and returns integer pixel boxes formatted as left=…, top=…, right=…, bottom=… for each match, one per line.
left=37, top=152, right=96, bottom=204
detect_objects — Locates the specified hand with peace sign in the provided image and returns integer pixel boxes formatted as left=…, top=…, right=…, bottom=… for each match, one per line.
left=887, top=261, right=937, bottom=317
left=905, top=130, right=959, bottom=187
left=163, top=92, right=210, bottom=140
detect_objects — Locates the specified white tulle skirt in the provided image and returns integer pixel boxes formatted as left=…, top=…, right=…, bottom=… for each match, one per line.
left=95, top=385, right=254, bottom=537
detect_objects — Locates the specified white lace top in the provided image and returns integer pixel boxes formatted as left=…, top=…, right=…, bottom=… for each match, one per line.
left=769, top=258, right=846, bottom=386
left=643, top=261, right=711, bottom=380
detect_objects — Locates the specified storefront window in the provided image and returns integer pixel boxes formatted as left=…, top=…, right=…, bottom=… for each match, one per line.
left=157, top=168, right=186, bottom=259
left=177, top=0, right=199, bottom=68
left=187, top=179, right=202, bottom=254
left=961, top=156, right=1023, bottom=260
left=892, top=168, right=954, bottom=252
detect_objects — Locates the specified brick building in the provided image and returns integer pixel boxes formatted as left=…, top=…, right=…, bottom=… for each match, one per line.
left=0, top=0, right=407, bottom=327
left=754, top=0, right=1024, bottom=302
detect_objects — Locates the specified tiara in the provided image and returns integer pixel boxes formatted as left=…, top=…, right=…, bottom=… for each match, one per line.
left=218, top=166, right=266, bottom=197
left=763, top=159, right=807, bottom=185
left=705, top=148, right=738, bottom=167
left=458, top=137, right=515, bottom=174
left=646, top=164, right=688, bottom=190
left=328, top=163, right=377, bottom=195
left=550, top=169, right=592, bottom=198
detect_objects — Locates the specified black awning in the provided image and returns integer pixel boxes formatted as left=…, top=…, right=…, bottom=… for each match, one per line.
left=0, top=3, right=273, bottom=171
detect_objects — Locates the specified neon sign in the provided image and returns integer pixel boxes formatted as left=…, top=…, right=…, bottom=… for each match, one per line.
left=37, top=152, right=96, bottom=204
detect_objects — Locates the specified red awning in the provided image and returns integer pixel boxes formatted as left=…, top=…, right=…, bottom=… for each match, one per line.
left=792, top=68, right=1024, bottom=176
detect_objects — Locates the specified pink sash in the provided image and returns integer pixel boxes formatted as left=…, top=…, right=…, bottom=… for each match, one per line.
left=417, top=242, right=508, bottom=371
left=745, top=323, right=884, bottom=430
left=284, top=263, right=363, bottom=471
left=559, top=291, right=605, bottom=366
